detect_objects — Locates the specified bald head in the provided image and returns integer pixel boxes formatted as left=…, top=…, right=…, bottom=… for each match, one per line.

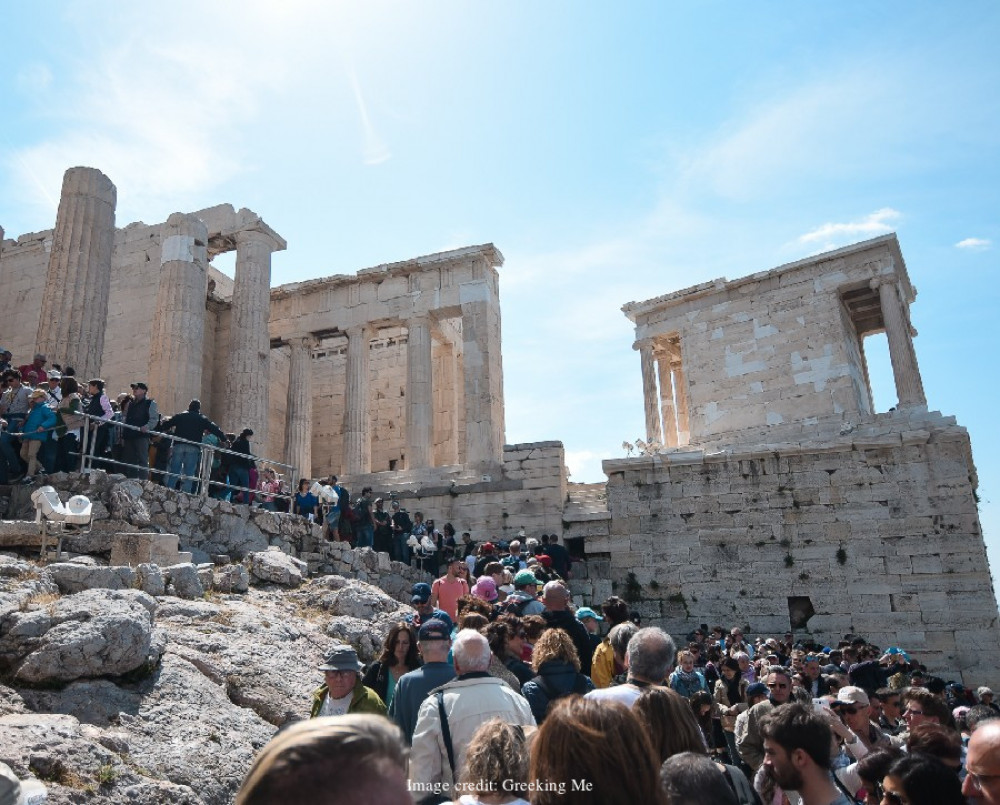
left=541, top=581, right=570, bottom=610
left=963, top=719, right=1000, bottom=802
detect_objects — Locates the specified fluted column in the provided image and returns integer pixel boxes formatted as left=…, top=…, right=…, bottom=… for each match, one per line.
left=284, top=337, right=315, bottom=480
left=36, top=167, right=117, bottom=378
left=148, top=213, right=209, bottom=416
left=873, top=275, right=926, bottom=407
left=225, top=228, right=279, bottom=445
left=656, top=351, right=678, bottom=447
left=406, top=316, right=433, bottom=469
left=461, top=280, right=505, bottom=471
left=343, top=325, right=371, bottom=475
left=638, top=341, right=662, bottom=445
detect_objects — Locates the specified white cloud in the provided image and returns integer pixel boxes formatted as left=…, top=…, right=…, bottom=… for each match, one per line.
left=796, top=208, right=902, bottom=248
left=955, top=237, right=991, bottom=251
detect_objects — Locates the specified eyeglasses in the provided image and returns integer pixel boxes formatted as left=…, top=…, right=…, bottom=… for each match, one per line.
left=767, top=682, right=789, bottom=689
left=840, top=707, right=861, bottom=715
left=966, top=771, right=1000, bottom=792
left=881, top=789, right=905, bottom=805
left=324, top=669, right=356, bottom=678
left=903, top=708, right=924, bottom=717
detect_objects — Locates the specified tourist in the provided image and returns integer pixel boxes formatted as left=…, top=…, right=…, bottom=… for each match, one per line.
left=373, top=498, right=393, bottom=555
left=715, top=657, right=748, bottom=765
left=431, top=557, right=470, bottom=620
left=521, top=627, right=594, bottom=724
left=591, top=595, right=631, bottom=688
left=408, top=582, right=453, bottom=630
left=881, top=752, right=965, bottom=805
left=0, top=370, right=31, bottom=431
left=444, top=718, right=531, bottom=805
left=236, top=714, right=410, bottom=805
left=501, top=539, right=526, bottom=571
left=537, top=533, right=571, bottom=579
left=83, top=377, right=113, bottom=466
left=44, top=369, right=62, bottom=405
left=353, top=486, right=375, bottom=548
left=635, top=686, right=710, bottom=765
left=17, top=389, right=55, bottom=483
left=390, top=500, right=413, bottom=565
left=963, top=719, right=1000, bottom=802
left=489, top=617, right=534, bottom=686
left=389, top=619, right=456, bottom=744
left=469, top=575, right=498, bottom=607
left=117, top=381, right=158, bottom=480
left=586, top=627, right=676, bottom=709
left=669, top=649, right=709, bottom=698
left=309, top=644, right=386, bottom=718
left=529, top=696, right=667, bottom=805
left=659, top=752, right=740, bottom=805
left=159, top=399, right=227, bottom=493
left=834, top=686, right=895, bottom=752
left=292, top=478, right=318, bottom=520
left=53, top=375, right=83, bottom=473
left=499, top=569, right=544, bottom=617
left=736, top=667, right=793, bottom=772
left=257, top=467, right=280, bottom=511
left=873, top=687, right=905, bottom=735
left=409, top=630, right=535, bottom=790
left=759, top=702, right=855, bottom=805
left=228, top=428, right=255, bottom=502
left=575, top=606, right=603, bottom=654
left=977, top=686, right=999, bottom=715
left=473, top=542, right=498, bottom=577
left=901, top=687, right=952, bottom=731
left=540, top=581, right=594, bottom=676
left=361, top=622, right=420, bottom=710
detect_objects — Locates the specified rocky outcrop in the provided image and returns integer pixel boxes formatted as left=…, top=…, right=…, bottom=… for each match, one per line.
left=0, top=588, right=161, bottom=683
left=47, top=562, right=136, bottom=593
left=247, top=549, right=305, bottom=587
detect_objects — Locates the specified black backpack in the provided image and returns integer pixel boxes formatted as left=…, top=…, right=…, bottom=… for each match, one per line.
left=532, top=673, right=590, bottom=703
left=500, top=592, right=534, bottom=617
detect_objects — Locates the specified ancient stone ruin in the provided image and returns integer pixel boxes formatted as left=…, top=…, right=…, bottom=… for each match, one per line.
left=1, top=168, right=998, bottom=684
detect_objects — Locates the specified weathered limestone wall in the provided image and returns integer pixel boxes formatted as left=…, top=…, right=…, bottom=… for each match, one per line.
left=0, top=230, right=51, bottom=361
left=567, top=410, right=1000, bottom=686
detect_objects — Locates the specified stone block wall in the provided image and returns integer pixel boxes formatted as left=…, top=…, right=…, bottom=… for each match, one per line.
left=0, top=230, right=52, bottom=361
left=568, top=412, right=1000, bottom=686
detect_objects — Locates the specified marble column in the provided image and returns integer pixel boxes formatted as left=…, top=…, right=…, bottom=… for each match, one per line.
left=406, top=316, right=433, bottom=469
left=873, top=275, right=926, bottom=407
left=225, top=228, right=280, bottom=446
left=656, top=351, right=678, bottom=447
left=36, top=167, right=117, bottom=379
left=284, top=337, right=315, bottom=480
left=638, top=341, right=662, bottom=446
left=148, top=213, right=209, bottom=416
left=461, top=283, right=505, bottom=471
left=343, top=325, right=371, bottom=475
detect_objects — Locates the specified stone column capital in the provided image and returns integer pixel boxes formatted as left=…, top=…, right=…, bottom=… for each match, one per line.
left=234, top=226, right=284, bottom=253
left=869, top=272, right=899, bottom=291
left=292, top=335, right=319, bottom=351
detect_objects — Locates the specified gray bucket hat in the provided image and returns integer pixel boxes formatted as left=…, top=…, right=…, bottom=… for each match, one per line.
left=318, top=644, right=363, bottom=673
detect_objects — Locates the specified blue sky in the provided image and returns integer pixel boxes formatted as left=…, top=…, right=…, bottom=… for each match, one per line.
left=2, top=2, right=998, bottom=579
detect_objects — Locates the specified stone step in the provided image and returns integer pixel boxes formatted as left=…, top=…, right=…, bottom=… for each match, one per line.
left=563, top=482, right=609, bottom=522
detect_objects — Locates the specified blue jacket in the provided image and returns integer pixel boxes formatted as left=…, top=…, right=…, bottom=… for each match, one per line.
left=521, top=659, right=595, bottom=723
left=20, top=403, right=56, bottom=441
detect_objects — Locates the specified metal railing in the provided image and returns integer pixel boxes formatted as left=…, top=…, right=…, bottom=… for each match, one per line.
left=68, top=411, right=298, bottom=506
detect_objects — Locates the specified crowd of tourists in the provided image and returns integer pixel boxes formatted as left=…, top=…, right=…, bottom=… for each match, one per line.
left=234, top=535, right=1000, bottom=805
left=0, top=348, right=269, bottom=500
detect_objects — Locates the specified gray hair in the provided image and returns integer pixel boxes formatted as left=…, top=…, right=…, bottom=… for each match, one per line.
left=626, top=627, right=676, bottom=682
left=237, top=715, right=408, bottom=805
left=452, top=629, right=492, bottom=673
left=608, top=622, right=639, bottom=658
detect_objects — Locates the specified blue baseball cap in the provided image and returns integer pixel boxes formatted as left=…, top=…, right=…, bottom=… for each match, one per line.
left=575, top=607, right=603, bottom=622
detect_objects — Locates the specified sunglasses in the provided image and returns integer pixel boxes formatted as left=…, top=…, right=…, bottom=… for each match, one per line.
left=840, top=707, right=861, bottom=715
left=880, top=790, right=905, bottom=805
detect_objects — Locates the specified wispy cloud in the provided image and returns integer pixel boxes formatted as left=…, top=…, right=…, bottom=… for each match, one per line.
left=955, top=237, right=992, bottom=251
left=349, top=66, right=391, bottom=166
left=795, top=208, right=901, bottom=252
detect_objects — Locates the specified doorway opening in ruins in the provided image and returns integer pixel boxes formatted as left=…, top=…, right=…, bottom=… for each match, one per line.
left=787, top=596, right=815, bottom=631
left=841, top=283, right=896, bottom=415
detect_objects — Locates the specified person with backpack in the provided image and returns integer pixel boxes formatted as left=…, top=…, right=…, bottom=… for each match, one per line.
left=500, top=570, right=545, bottom=617
left=520, top=628, right=594, bottom=724
left=391, top=500, right=413, bottom=565
left=353, top=486, right=375, bottom=548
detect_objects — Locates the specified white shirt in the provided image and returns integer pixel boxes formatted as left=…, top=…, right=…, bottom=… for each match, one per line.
left=585, top=683, right=644, bottom=708
left=319, top=689, right=353, bottom=717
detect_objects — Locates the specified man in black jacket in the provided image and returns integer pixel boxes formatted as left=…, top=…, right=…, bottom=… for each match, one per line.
left=541, top=581, right=594, bottom=676
left=160, top=400, right=227, bottom=494
left=229, top=428, right=255, bottom=503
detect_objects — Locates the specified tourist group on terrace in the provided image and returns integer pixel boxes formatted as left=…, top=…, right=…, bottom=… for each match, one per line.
left=3, top=347, right=999, bottom=805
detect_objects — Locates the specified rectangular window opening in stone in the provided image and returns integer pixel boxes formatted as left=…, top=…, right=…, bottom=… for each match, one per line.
left=787, top=596, right=815, bottom=631
left=839, top=283, right=885, bottom=416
